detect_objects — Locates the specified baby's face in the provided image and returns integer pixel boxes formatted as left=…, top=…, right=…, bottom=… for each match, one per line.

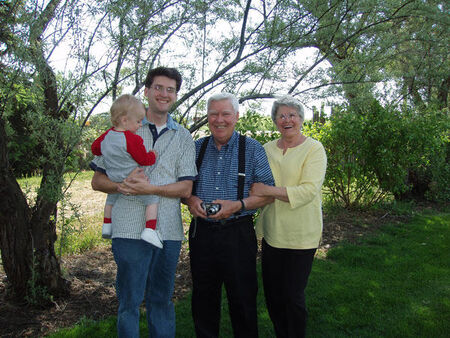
left=124, top=104, right=145, bottom=133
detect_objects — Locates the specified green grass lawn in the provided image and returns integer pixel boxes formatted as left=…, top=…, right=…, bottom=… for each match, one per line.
left=48, top=212, right=449, bottom=337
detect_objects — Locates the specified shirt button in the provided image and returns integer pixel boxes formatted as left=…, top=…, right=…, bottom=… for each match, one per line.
left=215, top=187, right=219, bottom=190
left=217, top=172, right=221, bottom=175
left=219, top=156, right=222, bottom=160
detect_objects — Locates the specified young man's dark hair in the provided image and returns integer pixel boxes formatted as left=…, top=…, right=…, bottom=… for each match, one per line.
left=144, top=67, right=183, bottom=92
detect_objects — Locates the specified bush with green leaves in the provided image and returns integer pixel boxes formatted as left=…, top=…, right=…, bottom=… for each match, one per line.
left=304, top=101, right=449, bottom=208
left=304, top=110, right=386, bottom=208
left=4, top=81, right=45, bottom=177
left=236, top=108, right=279, bottom=144
left=65, top=112, right=111, bottom=172
left=362, top=102, right=449, bottom=202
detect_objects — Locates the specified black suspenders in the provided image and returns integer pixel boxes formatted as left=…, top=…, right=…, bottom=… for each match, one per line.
left=194, top=134, right=246, bottom=199
left=237, top=134, right=246, bottom=200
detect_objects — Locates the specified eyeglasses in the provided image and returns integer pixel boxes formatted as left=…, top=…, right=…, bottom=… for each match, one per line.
left=151, top=84, right=176, bottom=94
left=276, top=113, right=299, bottom=121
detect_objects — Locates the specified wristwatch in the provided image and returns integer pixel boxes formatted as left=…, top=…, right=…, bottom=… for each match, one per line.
left=239, top=199, right=246, bottom=212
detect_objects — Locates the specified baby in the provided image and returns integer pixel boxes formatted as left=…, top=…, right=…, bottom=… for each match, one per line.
left=91, top=94, right=162, bottom=248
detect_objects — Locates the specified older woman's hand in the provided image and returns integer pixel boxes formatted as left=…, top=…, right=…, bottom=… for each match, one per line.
left=250, top=182, right=268, bottom=197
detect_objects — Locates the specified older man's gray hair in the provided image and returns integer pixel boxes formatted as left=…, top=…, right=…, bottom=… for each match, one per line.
left=207, top=92, right=239, bottom=114
left=271, top=95, right=305, bottom=122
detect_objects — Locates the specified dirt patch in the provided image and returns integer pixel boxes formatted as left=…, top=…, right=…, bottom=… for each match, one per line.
left=0, top=244, right=192, bottom=337
left=0, top=209, right=412, bottom=337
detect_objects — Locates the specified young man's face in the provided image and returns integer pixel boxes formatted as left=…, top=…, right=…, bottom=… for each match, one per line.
left=207, top=99, right=239, bottom=148
left=144, top=75, right=178, bottom=115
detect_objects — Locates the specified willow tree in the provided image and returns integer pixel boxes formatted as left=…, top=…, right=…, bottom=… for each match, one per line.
left=0, top=0, right=220, bottom=302
left=1, top=0, right=447, bottom=303
left=1, top=0, right=72, bottom=302
left=0, top=0, right=310, bottom=303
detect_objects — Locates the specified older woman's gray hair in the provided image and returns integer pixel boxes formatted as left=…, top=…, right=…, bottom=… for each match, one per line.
left=207, top=92, right=239, bottom=114
left=271, top=95, right=305, bottom=122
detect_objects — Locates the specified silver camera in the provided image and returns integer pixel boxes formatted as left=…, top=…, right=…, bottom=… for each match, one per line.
left=201, top=202, right=221, bottom=216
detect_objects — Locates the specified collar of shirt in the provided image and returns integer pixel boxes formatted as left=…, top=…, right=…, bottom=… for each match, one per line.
left=142, top=113, right=179, bottom=131
left=208, top=130, right=239, bottom=150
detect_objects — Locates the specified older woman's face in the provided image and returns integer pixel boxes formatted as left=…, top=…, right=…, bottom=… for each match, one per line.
left=275, top=105, right=303, bottom=138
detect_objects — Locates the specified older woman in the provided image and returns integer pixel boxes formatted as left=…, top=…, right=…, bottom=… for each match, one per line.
left=250, top=95, right=327, bottom=338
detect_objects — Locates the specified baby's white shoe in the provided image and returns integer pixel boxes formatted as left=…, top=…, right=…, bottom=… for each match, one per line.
left=102, top=223, right=112, bottom=239
left=141, top=228, right=163, bottom=249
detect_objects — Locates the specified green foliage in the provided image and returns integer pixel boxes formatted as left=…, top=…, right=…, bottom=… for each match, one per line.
left=236, top=108, right=279, bottom=144
left=54, top=209, right=108, bottom=256
left=415, top=108, right=450, bottom=202
left=305, top=102, right=449, bottom=208
left=304, top=110, right=387, bottom=208
left=2, top=80, right=42, bottom=176
left=25, top=253, right=52, bottom=306
left=361, top=103, right=449, bottom=202
left=56, top=193, right=83, bottom=257
left=66, top=113, right=111, bottom=172
left=3, top=82, right=83, bottom=180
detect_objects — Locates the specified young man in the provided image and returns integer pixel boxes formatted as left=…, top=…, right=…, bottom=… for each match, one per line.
left=184, top=92, right=274, bottom=338
left=91, top=67, right=197, bottom=337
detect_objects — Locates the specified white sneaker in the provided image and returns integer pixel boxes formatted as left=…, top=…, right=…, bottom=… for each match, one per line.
left=102, top=223, right=112, bottom=239
left=141, top=228, right=163, bottom=249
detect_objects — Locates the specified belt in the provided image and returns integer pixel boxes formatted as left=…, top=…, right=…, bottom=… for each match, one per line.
left=195, top=215, right=253, bottom=230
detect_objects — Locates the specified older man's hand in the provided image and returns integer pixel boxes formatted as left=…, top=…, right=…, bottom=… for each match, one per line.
left=185, top=195, right=207, bottom=218
left=207, top=199, right=241, bottom=220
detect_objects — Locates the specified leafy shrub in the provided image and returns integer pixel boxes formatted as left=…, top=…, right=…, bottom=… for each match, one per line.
left=362, top=103, right=449, bottom=202
left=66, top=113, right=111, bottom=172
left=236, top=109, right=279, bottom=144
left=304, top=110, right=386, bottom=208
left=304, top=102, right=449, bottom=208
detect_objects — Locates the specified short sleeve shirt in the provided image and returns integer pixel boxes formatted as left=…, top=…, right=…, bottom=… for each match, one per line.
left=193, top=131, right=274, bottom=219
left=90, top=114, right=197, bottom=240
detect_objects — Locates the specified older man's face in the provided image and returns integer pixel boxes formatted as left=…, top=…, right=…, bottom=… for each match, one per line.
left=207, top=99, right=239, bottom=149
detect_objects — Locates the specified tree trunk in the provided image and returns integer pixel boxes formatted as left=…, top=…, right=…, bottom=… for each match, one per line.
left=0, top=116, right=70, bottom=302
left=29, top=169, right=71, bottom=300
left=0, top=118, right=33, bottom=299
left=0, top=0, right=70, bottom=301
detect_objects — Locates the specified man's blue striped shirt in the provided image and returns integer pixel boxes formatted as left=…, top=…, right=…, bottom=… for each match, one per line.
left=194, top=131, right=274, bottom=218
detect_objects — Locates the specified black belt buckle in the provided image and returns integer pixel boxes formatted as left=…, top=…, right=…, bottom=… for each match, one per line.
left=220, top=215, right=249, bottom=227
left=201, top=215, right=251, bottom=230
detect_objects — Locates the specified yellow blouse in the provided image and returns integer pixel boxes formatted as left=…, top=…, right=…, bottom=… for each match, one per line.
left=255, top=137, right=327, bottom=249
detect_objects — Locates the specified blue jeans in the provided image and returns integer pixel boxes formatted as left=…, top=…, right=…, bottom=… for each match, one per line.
left=112, top=238, right=181, bottom=338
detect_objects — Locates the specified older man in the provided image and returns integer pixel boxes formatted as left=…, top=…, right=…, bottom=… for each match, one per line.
left=184, top=92, right=274, bottom=338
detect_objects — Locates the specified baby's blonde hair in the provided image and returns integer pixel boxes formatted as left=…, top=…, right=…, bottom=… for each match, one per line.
left=110, top=94, right=145, bottom=127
